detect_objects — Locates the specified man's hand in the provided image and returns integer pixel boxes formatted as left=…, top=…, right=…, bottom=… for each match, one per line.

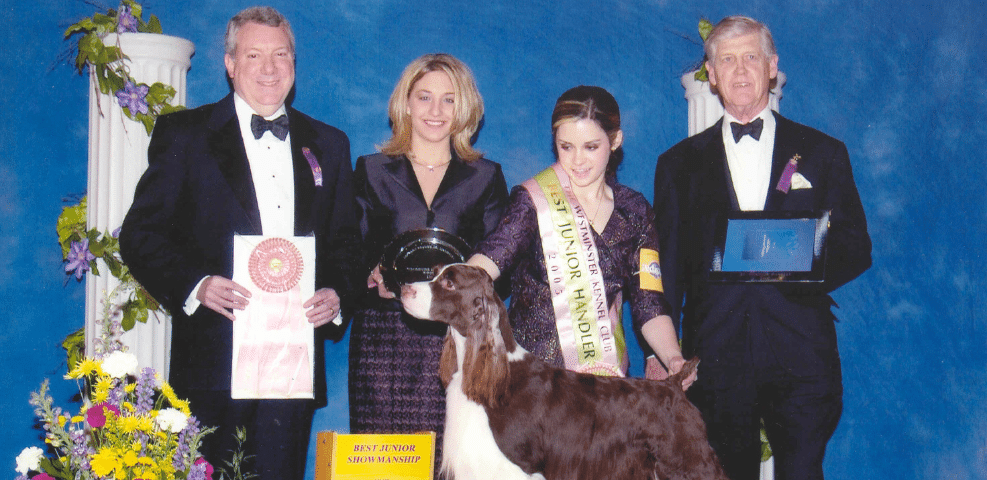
left=304, top=288, right=342, bottom=327
left=197, top=276, right=251, bottom=321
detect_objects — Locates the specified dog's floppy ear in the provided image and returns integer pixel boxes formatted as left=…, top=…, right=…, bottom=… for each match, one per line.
left=439, top=332, right=458, bottom=388
left=460, top=269, right=510, bottom=409
left=669, top=358, right=700, bottom=386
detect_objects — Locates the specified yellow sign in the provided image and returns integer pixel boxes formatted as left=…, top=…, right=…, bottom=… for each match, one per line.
left=314, top=431, right=436, bottom=480
left=639, top=248, right=664, bottom=292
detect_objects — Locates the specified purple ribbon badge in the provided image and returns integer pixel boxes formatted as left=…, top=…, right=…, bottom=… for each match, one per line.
left=775, top=154, right=801, bottom=193
left=302, top=147, right=323, bottom=187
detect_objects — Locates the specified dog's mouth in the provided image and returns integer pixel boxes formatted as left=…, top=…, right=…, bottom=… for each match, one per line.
left=399, top=281, right=433, bottom=320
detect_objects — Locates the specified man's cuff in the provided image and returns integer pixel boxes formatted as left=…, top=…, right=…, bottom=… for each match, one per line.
left=183, top=277, right=209, bottom=316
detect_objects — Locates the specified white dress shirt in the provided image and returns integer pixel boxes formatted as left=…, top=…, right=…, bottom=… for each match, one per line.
left=721, top=107, right=776, bottom=211
left=184, top=95, right=295, bottom=315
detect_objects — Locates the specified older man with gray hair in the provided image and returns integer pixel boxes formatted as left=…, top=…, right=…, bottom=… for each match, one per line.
left=654, top=15, right=872, bottom=480
left=121, top=6, right=360, bottom=478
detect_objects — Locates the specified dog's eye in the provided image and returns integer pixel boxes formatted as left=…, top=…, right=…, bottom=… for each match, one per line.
left=440, top=278, right=455, bottom=290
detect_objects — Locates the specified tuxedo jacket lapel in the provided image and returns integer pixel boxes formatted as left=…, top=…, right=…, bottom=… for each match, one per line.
left=702, top=121, right=739, bottom=212
left=207, top=95, right=262, bottom=234
left=764, top=112, right=799, bottom=211
left=289, top=108, right=318, bottom=236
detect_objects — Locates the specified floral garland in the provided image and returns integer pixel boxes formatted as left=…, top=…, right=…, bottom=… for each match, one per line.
left=64, top=0, right=185, bottom=134
left=58, top=0, right=179, bottom=367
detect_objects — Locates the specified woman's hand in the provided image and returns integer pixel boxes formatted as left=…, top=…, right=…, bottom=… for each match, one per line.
left=367, top=264, right=396, bottom=299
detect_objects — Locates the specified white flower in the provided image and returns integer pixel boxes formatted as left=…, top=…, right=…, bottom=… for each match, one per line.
left=155, top=408, right=189, bottom=433
left=101, top=351, right=139, bottom=378
left=15, top=446, right=44, bottom=475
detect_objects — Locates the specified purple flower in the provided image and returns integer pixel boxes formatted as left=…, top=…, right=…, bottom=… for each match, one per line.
left=117, top=5, right=139, bottom=33
left=135, top=367, right=155, bottom=414
left=65, top=239, right=96, bottom=280
left=173, top=416, right=203, bottom=471
left=115, top=81, right=149, bottom=115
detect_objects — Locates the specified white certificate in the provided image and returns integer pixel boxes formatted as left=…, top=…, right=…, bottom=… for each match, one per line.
left=231, top=235, right=315, bottom=399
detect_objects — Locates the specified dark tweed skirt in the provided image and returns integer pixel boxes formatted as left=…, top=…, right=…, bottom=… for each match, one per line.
left=348, top=306, right=447, bottom=469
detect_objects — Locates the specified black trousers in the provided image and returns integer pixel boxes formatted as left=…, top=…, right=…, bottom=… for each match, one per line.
left=689, top=321, right=843, bottom=480
left=182, top=389, right=316, bottom=480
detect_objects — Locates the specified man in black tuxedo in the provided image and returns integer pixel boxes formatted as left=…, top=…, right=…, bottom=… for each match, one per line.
left=119, top=7, right=359, bottom=479
left=653, top=16, right=872, bottom=480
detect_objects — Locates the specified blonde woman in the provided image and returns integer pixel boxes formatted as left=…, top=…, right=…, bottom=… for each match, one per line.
left=348, top=54, right=508, bottom=451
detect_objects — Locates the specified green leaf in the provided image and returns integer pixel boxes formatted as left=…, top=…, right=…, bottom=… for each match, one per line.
left=759, top=420, right=773, bottom=461
left=145, top=15, right=163, bottom=34
left=39, top=456, right=74, bottom=480
left=122, top=300, right=149, bottom=330
left=62, top=327, right=86, bottom=372
left=694, top=65, right=709, bottom=82
left=160, top=104, right=187, bottom=115
left=105, top=255, right=124, bottom=278
left=698, top=18, right=714, bottom=42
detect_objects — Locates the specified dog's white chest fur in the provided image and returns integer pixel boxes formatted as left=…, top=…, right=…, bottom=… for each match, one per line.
left=441, top=333, right=543, bottom=480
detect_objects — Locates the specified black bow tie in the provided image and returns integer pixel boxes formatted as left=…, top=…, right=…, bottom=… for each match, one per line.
left=730, top=118, right=764, bottom=142
left=250, top=114, right=289, bottom=141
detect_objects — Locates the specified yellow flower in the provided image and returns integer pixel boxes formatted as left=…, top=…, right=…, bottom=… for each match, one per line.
left=171, top=398, right=191, bottom=415
left=71, top=415, right=84, bottom=423
left=91, top=447, right=123, bottom=477
left=136, top=416, right=155, bottom=433
left=123, top=449, right=140, bottom=466
left=159, top=382, right=176, bottom=401
left=119, top=415, right=142, bottom=433
left=58, top=415, right=67, bottom=427
left=66, top=357, right=103, bottom=379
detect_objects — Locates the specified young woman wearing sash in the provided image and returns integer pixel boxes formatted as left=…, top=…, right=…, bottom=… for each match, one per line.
left=349, top=54, right=509, bottom=454
left=470, top=86, right=693, bottom=386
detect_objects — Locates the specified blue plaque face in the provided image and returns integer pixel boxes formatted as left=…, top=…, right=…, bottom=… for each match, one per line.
left=709, top=211, right=829, bottom=283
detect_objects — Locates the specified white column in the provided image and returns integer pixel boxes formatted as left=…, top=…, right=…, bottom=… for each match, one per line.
left=680, top=71, right=787, bottom=136
left=85, top=32, right=194, bottom=378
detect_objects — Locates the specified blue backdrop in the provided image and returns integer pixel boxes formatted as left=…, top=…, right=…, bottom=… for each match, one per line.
left=2, top=0, right=985, bottom=478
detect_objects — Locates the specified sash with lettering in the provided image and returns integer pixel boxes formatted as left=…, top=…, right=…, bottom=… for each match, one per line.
left=523, top=164, right=628, bottom=377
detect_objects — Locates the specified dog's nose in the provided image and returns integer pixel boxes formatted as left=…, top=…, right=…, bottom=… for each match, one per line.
left=400, top=284, right=415, bottom=298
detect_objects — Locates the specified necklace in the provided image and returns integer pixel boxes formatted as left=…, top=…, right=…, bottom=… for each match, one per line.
left=408, top=153, right=451, bottom=172
left=586, top=190, right=606, bottom=228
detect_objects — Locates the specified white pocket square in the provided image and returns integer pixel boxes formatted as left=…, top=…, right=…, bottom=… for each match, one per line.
left=791, top=172, right=812, bottom=189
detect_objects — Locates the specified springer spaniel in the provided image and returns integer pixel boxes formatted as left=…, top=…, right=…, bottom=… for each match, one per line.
left=400, top=264, right=728, bottom=480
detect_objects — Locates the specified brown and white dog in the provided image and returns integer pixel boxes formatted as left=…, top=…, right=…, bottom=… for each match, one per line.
left=401, top=264, right=728, bottom=480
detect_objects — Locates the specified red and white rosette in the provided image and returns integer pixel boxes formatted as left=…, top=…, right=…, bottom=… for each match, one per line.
left=247, top=237, right=304, bottom=293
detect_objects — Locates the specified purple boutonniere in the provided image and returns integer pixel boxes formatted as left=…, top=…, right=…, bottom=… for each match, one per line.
left=302, top=147, right=323, bottom=187
left=775, top=154, right=801, bottom=193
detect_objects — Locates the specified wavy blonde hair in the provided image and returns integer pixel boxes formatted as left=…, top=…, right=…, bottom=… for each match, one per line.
left=379, top=54, right=484, bottom=162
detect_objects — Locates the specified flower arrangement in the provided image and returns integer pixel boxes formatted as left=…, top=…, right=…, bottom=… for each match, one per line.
left=64, top=0, right=185, bottom=134
left=13, top=350, right=214, bottom=480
